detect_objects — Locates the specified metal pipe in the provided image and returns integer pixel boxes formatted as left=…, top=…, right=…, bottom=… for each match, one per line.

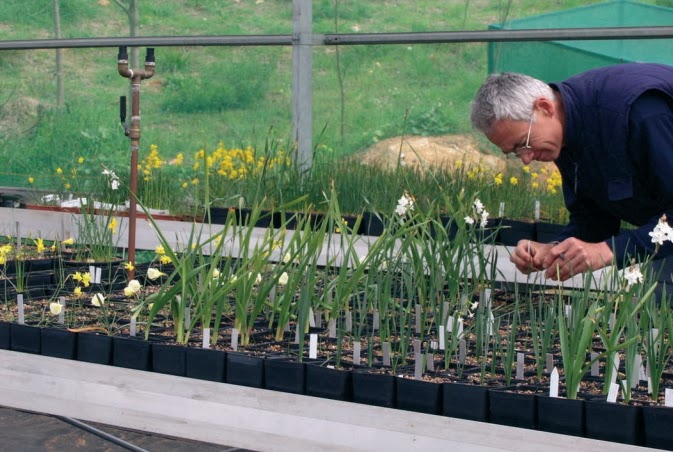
left=55, top=415, right=149, bottom=452
left=1, top=26, right=673, bottom=50
left=118, top=46, right=155, bottom=281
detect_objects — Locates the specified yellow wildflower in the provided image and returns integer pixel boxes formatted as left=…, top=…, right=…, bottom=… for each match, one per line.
left=82, top=272, right=91, bottom=287
left=78, top=156, right=84, bottom=164
left=28, top=176, right=34, bottom=184
left=509, top=177, right=518, bottom=185
left=523, top=166, right=530, bottom=173
left=56, top=167, right=63, bottom=174
left=108, top=217, right=118, bottom=234
left=159, top=255, right=172, bottom=265
left=155, top=245, right=165, bottom=255
left=73, top=286, right=83, bottom=298
left=124, top=261, right=135, bottom=271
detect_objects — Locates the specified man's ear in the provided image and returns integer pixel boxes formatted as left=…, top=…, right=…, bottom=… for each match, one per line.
left=534, top=97, right=555, bottom=117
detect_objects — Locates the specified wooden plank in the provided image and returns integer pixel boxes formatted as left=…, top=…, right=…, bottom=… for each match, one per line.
left=0, top=350, right=645, bottom=452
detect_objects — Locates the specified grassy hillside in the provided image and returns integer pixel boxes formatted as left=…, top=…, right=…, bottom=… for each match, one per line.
left=0, top=0, right=661, bottom=190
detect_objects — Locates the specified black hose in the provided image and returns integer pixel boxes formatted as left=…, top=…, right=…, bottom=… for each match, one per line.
left=55, top=415, right=149, bottom=452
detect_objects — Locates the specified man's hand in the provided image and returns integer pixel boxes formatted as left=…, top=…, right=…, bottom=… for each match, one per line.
left=510, top=240, right=554, bottom=274
left=541, top=238, right=613, bottom=281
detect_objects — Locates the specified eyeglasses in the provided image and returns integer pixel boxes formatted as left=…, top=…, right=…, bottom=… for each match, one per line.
left=506, top=113, right=534, bottom=159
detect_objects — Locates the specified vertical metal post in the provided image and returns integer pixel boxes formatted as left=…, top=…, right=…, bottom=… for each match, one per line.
left=118, top=46, right=155, bottom=280
left=292, top=0, right=313, bottom=170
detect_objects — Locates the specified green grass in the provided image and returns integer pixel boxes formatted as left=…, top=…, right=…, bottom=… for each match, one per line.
left=0, top=0, right=660, bottom=190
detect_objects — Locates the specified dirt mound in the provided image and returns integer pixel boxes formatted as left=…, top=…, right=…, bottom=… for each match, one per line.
left=359, top=134, right=504, bottom=172
left=359, top=134, right=555, bottom=176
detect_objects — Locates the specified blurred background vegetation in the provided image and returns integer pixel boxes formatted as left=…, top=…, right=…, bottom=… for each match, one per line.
left=0, top=0, right=667, bottom=221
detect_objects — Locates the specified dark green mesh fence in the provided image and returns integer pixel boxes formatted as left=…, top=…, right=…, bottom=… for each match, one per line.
left=489, top=0, right=673, bottom=82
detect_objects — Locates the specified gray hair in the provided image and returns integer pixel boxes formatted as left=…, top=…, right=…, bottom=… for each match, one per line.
left=470, top=72, right=555, bottom=134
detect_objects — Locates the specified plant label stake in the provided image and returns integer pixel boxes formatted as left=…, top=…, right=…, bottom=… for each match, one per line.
left=665, top=388, right=673, bottom=407
left=200, top=328, right=210, bottom=349
left=184, top=306, right=191, bottom=332
left=426, top=351, right=434, bottom=372
left=498, top=202, right=505, bottom=218
left=607, top=382, right=620, bottom=403
left=549, top=367, right=559, bottom=398
left=17, top=294, right=24, bottom=325
left=352, top=340, right=361, bottom=365
left=516, top=352, right=525, bottom=380
left=438, top=328, right=445, bottom=350
left=413, top=339, right=421, bottom=355
left=231, top=328, right=239, bottom=351
left=345, top=311, right=352, bottom=332
left=309, top=333, right=318, bottom=359
left=546, top=353, right=554, bottom=373
left=308, top=307, right=316, bottom=328
left=534, top=200, right=540, bottom=221
left=639, top=359, right=647, bottom=382
left=414, top=354, right=423, bottom=379
left=458, top=340, right=466, bottom=365
left=382, top=342, right=391, bottom=366
left=591, top=352, right=600, bottom=377
left=129, top=316, right=137, bottom=337
left=294, top=325, right=301, bottom=344
left=372, top=310, right=379, bottom=331
left=314, top=309, right=322, bottom=328
left=117, top=46, right=155, bottom=280
left=328, top=318, right=336, bottom=338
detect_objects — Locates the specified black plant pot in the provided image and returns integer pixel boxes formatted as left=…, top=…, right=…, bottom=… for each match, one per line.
left=305, top=364, right=352, bottom=401
left=496, top=218, right=536, bottom=246
left=40, top=327, right=77, bottom=360
left=10, top=323, right=41, bottom=354
left=226, top=352, right=265, bottom=388
left=77, top=332, right=113, bottom=365
left=25, top=270, right=54, bottom=288
left=113, top=336, right=152, bottom=371
left=0, top=321, right=10, bottom=349
left=264, top=357, right=306, bottom=395
left=642, top=404, right=673, bottom=449
left=536, top=395, right=585, bottom=437
left=185, top=347, right=226, bottom=382
left=396, top=377, right=441, bottom=415
left=151, top=342, right=186, bottom=376
left=442, top=382, right=489, bottom=422
left=489, top=388, right=537, bottom=430
left=359, top=212, right=385, bottom=237
left=584, top=400, right=643, bottom=445
left=351, top=370, right=396, bottom=408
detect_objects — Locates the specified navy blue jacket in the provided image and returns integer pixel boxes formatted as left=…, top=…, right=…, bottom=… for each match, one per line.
left=550, top=63, right=673, bottom=267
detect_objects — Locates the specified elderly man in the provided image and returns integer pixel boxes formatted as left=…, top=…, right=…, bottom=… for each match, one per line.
left=470, top=63, right=673, bottom=282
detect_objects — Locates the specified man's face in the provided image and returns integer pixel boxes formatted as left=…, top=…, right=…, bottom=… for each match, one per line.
left=486, top=108, right=563, bottom=164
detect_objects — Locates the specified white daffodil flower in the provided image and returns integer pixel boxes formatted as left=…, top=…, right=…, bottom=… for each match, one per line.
left=473, top=199, right=485, bottom=214
left=625, top=266, right=644, bottom=288
left=124, top=279, right=142, bottom=297
left=464, top=216, right=475, bottom=225
left=147, top=268, right=167, bottom=281
left=91, top=293, right=105, bottom=307
left=49, top=302, right=63, bottom=315
left=278, top=272, right=289, bottom=285
left=394, top=192, right=415, bottom=217
left=480, top=210, right=490, bottom=228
